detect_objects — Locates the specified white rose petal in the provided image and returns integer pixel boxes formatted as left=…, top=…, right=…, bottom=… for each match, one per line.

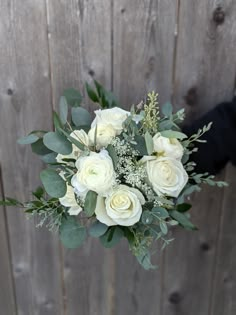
left=91, top=107, right=130, bottom=135
left=94, top=195, right=116, bottom=226
left=95, top=185, right=145, bottom=226
left=59, top=185, right=82, bottom=216
left=153, top=133, right=184, bottom=160
left=88, top=124, right=116, bottom=149
left=146, top=157, right=188, bottom=198
left=56, top=129, right=89, bottom=163
left=72, top=150, right=116, bottom=196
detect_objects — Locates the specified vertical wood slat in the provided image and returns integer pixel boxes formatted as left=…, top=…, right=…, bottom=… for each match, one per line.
left=113, top=1, right=177, bottom=314
left=210, top=163, right=236, bottom=315
left=0, top=1, right=63, bottom=314
left=0, top=169, right=16, bottom=315
left=162, top=1, right=236, bottom=315
left=46, top=1, right=113, bottom=314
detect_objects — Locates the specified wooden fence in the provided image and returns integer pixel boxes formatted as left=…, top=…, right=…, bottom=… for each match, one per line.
left=0, top=1, right=236, bottom=314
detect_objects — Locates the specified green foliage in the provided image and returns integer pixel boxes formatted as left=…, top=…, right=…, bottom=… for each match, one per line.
left=63, top=88, right=82, bottom=107
left=177, top=203, right=192, bottom=213
left=0, top=197, right=23, bottom=207
left=43, top=131, right=72, bottom=155
left=71, top=107, right=92, bottom=127
left=59, top=217, right=86, bottom=248
left=17, top=134, right=39, bottom=145
left=100, top=226, right=124, bottom=248
left=161, top=102, right=173, bottom=117
left=169, top=210, right=197, bottom=230
left=160, top=130, right=187, bottom=140
left=84, top=190, right=97, bottom=217
left=89, top=221, right=108, bottom=237
left=107, top=144, right=119, bottom=168
left=132, top=135, right=148, bottom=156
left=86, top=80, right=119, bottom=109
left=31, top=138, right=52, bottom=156
left=144, top=131, right=154, bottom=155
left=59, top=96, right=68, bottom=124
left=40, top=169, right=67, bottom=198
left=59, top=128, right=85, bottom=151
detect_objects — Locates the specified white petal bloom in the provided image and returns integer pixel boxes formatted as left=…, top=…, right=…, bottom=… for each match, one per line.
left=56, top=129, right=89, bottom=163
left=59, top=184, right=82, bottom=216
left=88, top=124, right=116, bottom=149
left=72, top=150, right=116, bottom=196
left=153, top=133, right=184, bottom=160
left=146, top=157, right=188, bottom=197
left=91, top=107, right=130, bottom=135
left=95, top=185, right=145, bottom=226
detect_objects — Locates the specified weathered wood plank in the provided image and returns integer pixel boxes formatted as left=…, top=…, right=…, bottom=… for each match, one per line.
left=0, top=169, right=16, bottom=315
left=173, top=0, right=236, bottom=119
left=0, top=1, right=63, bottom=314
left=162, top=1, right=236, bottom=314
left=46, top=1, right=113, bottom=314
left=113, top=1, right=177, bottom=314
left=113, top=0, right=177, bottom=108
left=210, top=163, right=236, bottom=315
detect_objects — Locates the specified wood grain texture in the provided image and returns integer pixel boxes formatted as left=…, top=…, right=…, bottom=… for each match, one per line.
left=0, top=1, right=63, bottom=314
left=113, top=1, right=177, bottom=314
left=162, top=1, right=236, bottom=314
left=46, top=1, right=113, bottom=314
left=210, top=163, right=236, bottom=315
left=0, top=170, right=16, bottom=315
left=173, top=0, right=236, bottom=119
left=113, top=0, right=177, bottom=108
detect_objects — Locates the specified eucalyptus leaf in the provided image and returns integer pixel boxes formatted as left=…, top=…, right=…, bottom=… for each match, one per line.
left=141, top=211, right=154, bottom=225
left=63, top=88, right=82, bottom=107
left=161, top=130, right=187, bottom=140
left=84, top=190, right=97, bottom=217
left=107, top=144, right=118, bottom=168
left=31, top=139, right=52, bottom=156
left=132, top=135, right=148, bottom=155
left=152, top=207, right=169, bottom=219
left=59, top=217, right=86, bottom=248
left=40, top=169, right=66, bottom=198
left=41, top=152, right=58, bottom=164
left=169, top=210, right=197, bottom=230
left=89, top=221, right=108, bottom=237
left=161, top=102, right=173, bottom=117
left=85, top=82, right=99, bottom=102
left=59, top=128, right=85, bottom=151
left=100, top=226, right=124, bottom=248
left=136, top=251, right=157, bottom=270
left=43, top=132, right=72, bottom=155
left=160, top=221, right=168, bottom=235
left=71, top=107, right=92, bottom=127
left=17, top=134, right=39, bottom=145
left=59, top=96, right=68, bottom=124
left=145, top=131, right=154, bottom=155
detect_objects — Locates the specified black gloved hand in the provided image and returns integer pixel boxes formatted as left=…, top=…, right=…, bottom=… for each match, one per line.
left=182, top=97, right=236, bottom=175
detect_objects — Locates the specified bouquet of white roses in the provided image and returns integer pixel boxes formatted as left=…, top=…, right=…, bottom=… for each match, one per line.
left=1, top=81, right=227, bottom=269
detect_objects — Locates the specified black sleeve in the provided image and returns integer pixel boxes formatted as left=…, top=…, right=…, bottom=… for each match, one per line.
left=182, top=97, right=236, bottom=175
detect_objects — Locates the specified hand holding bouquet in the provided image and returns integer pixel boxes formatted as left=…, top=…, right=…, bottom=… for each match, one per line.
left=1, top=81, right=227, bottom=270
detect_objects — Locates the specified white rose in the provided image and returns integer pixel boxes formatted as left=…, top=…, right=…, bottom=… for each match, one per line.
left=95, top=185, right=145, bottom=226
left=88, top=124, right=116, bottom=149
left=56, top=129, right=89, bottom=163
left=91, top=107, right=130, bottom=135
left=153, top=133, right=184, bottom=160
left=72, top=150, right=116, bottom=196
left=146, top=157, right=188, bottom=197
left=59, top=184, right=82, bottom=215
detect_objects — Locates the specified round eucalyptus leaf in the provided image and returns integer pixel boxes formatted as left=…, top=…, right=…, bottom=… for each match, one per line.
left=40, top=169, right=66, bottom=198
left=59, top=217, right=86, bottom=249
left=43, top=131, right=72, bottom=155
